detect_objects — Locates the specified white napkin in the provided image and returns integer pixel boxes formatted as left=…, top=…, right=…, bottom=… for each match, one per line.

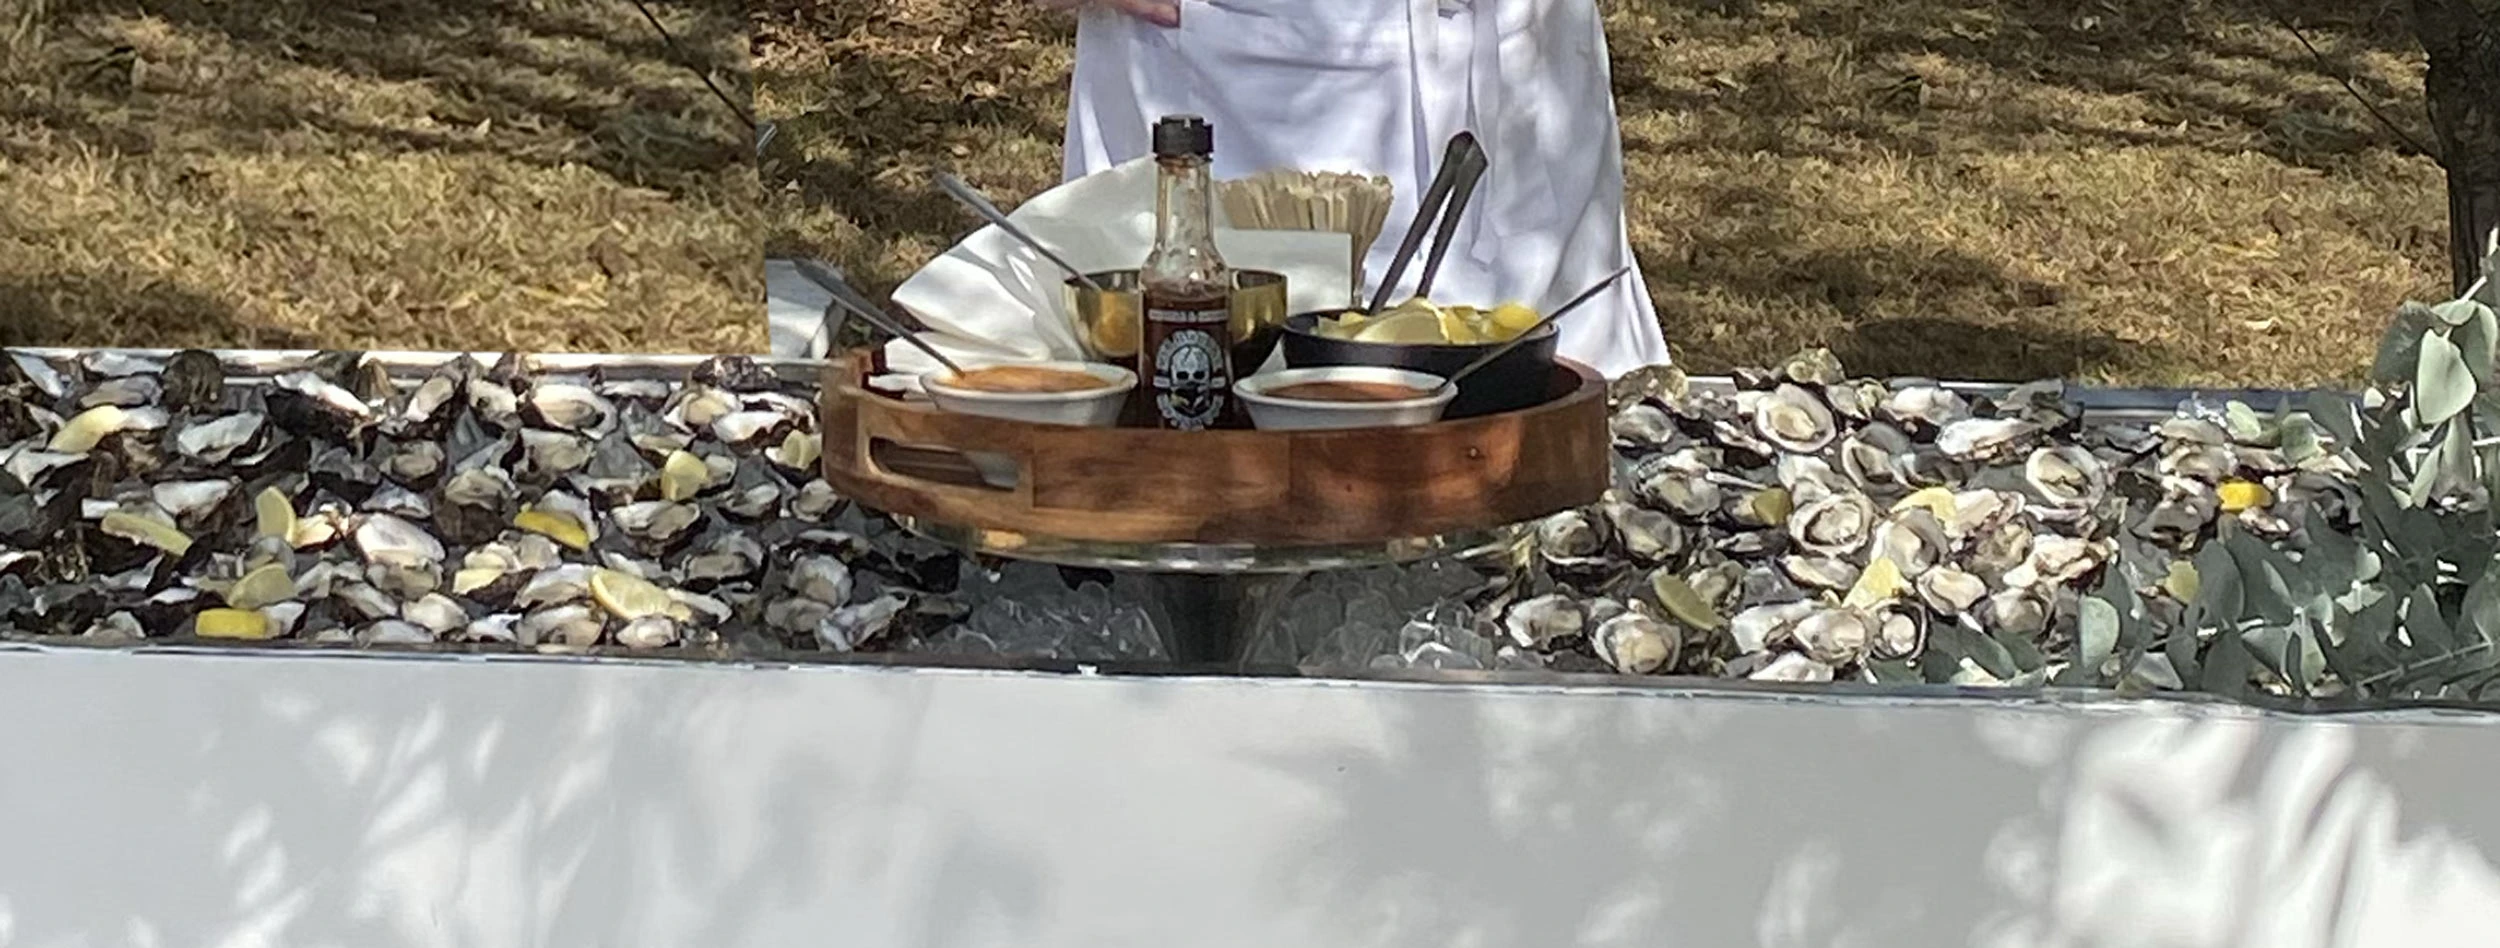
left=878, top=157, right=1352, bottom=390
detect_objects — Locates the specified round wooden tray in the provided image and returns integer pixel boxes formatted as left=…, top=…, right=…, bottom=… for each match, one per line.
left=817, top=349, right=1609, bottom=569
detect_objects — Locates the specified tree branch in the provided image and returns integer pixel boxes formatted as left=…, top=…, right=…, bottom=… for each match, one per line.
left=624, top=0, right=758, bottom=133
left=2263, top=0, right=2440, bottom=159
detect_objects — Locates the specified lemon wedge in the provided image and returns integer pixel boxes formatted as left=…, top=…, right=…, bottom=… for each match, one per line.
left=196, top=608, right=273, bottom=640
left=659, top=450, right=709, bottom=502
left=1844, top=557, right=1907, bottom=609
left=48, top=405, right=129, bottom=454
left=100, top=510, right=193, bottom=555
left=1314, top=312, right=1370, bottom=341
left=1436, top=307, right=1487, bottom=344
left=2161, top=561, right=2201, bottom=603
left=2218, top=480, right=2273, bottom=513
left=1649, top=572, right=1725, bottom=631
left=1349, top=311, right=1450, bottom=344
left=1748, top=487, right=1795, bottom=527
left=590, top=567, right=689, bottom=621
left=1892, top=487, right=1958, bottom=521
left=514, top=509, right=591, bottom=552
left=225, top=563, right=294, bottom=610
left=1490, top=301, right=1541, bottom=336
left=254, top=487, right=296, bottom=542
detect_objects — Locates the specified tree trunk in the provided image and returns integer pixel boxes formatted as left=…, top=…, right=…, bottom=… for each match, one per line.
left=2413, top=0, right=2500, bottom=294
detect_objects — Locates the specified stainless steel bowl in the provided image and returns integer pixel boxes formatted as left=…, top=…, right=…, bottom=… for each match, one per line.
left=1063, top=269, right=1290, bottom=373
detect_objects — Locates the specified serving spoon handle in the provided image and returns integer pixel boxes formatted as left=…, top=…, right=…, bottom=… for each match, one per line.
left=791, top=259, right=970, bottom=377
left=1437, top=266, right=1632, bottom=393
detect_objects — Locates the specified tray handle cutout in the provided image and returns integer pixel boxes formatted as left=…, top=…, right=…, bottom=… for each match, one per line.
left=866, top=438, right=1022, bottom=493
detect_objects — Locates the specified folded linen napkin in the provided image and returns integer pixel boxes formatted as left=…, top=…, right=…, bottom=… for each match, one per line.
left=876, top=157, right=1352, bottom=391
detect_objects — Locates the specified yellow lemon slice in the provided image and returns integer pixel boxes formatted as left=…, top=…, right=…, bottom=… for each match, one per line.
left=1490, top=301, right=1541, bottom=335
left=225, top=563, right=294, bottom=610
left=100, top=510, right=193, bottom=555
left=1748, top=487, right=1794, bottom=527
left=660, top=450, right=709, bottom=502
left=590, top=568, right=689, bottom=621
left=1382, top=297, right=1440, bottom=319
left=2218, top=480, right=2273, bottom=513
left=514, top=509, right=591, bottom=552
left=1349, top=311, right=1449, bottom=344
left=1648, top=572, right=1725, bottom=631
left=1091, top=305, right=1141, bottom=359
left=2161, top=561, right=2200, bottom=603
left=1314, top=312, right=1371, bottom=341
left=1844, top=557, right=1907, bottom=610
left=196, top=608, right=273, bottom=640
left=254, top=487, right=296, bottom=542
left=1892, top=487, right=1958, bottom=521
left=48, top=405, right=128, bottom=454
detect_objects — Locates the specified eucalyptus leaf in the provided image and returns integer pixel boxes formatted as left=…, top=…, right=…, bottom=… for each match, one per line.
left=2124, top=652, right=2186, bottom=691
left=2402, top=584, right=2455, bottom=652
left=2374, top=302, right=2440, bottom=382
left=2203, top=630, right=2255, bottom=699
left=2435, top=415, right=2480, bottom=501
left=2279, top=414, right=2323, bottom=464
left=2224, top=401, right=2272, bottom=445
left=2188, top=539, right=2244, bottom=630
left=2403, top=422, right=2451, bottom=509
left=2464, top=564, right=2500, bottom=641
left=2303, top=391, right=2359, bottom=449
left=2433, top=298, right=2491, bottom=327
left=2222, top=525, right=2296, bottom=625
left=2415, top=330, right=2475, bottom=426
left=2282, top=625, right=2308, bottom=698
left=1864, top=659, right=1921, bottom=685
left=1992, top=626, right=2046, bottom=674
left=2455, top=301, right=2500, bottom=384
left=1964, top=625, right=2021, bottom=680
left=2315, top=614, right=2374, bottom=691
left=2166, top=618, right=2202, bottom=687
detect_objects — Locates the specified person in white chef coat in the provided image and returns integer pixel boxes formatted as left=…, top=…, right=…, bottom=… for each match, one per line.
left=1038, top=0, right=1674, bottom=378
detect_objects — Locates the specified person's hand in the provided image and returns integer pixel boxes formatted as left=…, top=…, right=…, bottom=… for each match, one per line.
left=1038, top=0, right=1181, bottom=28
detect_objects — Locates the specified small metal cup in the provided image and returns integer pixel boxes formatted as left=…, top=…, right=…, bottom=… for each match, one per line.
left=1064, top=269, right=1291, bottom=372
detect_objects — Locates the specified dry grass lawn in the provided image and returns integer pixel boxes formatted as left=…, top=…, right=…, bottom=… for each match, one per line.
left=0, top=0, right=760, bottom=355
left=0, top=0, right=2462, bottom=387
left=756, top=0, right=2456, bottom=387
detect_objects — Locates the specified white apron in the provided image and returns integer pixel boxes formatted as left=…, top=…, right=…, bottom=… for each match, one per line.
left=1062, top=0, right=1673, bottom=378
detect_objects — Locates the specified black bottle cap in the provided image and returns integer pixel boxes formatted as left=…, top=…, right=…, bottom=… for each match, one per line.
left=1153, top=115, right=1214, bottom=158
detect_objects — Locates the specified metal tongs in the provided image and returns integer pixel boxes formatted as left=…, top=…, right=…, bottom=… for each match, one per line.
left=1365, top=132, right=1490, bottom=316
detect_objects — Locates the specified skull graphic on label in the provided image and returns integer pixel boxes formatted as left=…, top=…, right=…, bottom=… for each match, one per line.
left=1152, top=328, right=1228, bottom=429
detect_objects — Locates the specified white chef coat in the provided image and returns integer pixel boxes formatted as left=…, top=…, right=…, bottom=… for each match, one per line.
left=1060, top=0, right=1673, bottom=377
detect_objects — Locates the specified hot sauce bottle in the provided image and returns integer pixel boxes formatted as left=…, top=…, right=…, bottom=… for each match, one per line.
left=1138, top=115, right=1240, bottom=431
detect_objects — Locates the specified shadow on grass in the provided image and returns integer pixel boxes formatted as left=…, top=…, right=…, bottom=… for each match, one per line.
left=751, top=3, right=1082, bottom=296
left=1612, top=0, right=2431, bottom=172
left=4, top=0, right=752, bottom=197
left=0, top=270, right=317, bottom=350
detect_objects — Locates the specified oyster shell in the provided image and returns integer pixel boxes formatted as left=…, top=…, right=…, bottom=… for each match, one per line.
left=1752, top=385, right=1837, bottom=454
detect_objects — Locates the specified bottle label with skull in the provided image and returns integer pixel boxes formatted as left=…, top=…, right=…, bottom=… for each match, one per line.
left=1145, top=303, right=1232, bottom=431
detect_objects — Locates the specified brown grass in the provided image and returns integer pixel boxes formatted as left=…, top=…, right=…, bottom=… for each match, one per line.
left=0, top=0, right=760, bottom=355
left=755, top=0, right=2454, bottom=387
left=0, top=0, right=2457, bottom=386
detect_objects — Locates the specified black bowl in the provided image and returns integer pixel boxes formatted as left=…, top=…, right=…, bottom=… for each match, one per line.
left=1279, top=312, right=1560, bottom=418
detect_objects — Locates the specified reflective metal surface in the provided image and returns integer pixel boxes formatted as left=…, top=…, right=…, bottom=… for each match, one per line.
left=893, top=514, right=1528, bottom=575
left=1061, top=269, right=1290, bottom=370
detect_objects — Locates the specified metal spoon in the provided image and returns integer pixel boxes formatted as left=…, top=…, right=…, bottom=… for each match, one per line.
left=790, top=259, right=969, bottom=377
left=1437, top=266, right=1633, bottom=393
left=936, top=172, right=1107, bottom=293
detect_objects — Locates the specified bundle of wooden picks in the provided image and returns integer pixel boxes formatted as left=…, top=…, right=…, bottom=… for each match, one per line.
left=1218, top=169, right=1395, bottom=290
